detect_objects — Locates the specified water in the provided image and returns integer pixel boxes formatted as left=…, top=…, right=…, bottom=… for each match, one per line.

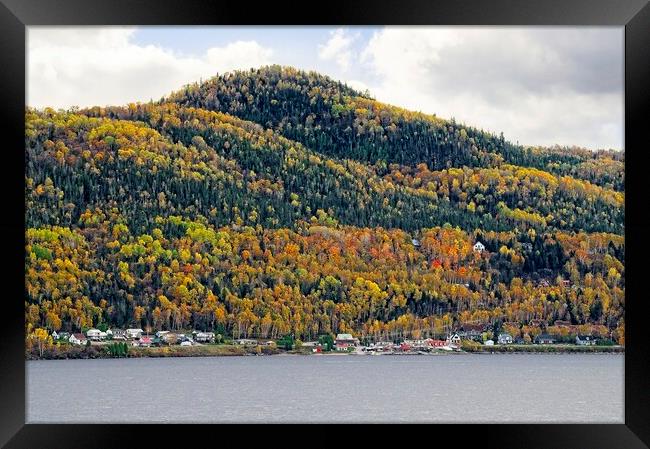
left=27, top=353, right=624, bottom=423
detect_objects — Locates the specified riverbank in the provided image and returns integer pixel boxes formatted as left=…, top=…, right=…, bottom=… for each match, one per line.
left=26, top=342, right=624, bottom=360
left=461, top=343, right=624, bottom=353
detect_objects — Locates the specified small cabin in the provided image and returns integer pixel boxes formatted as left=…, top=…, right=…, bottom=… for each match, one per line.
left=473, top=241, right=486, bottom=253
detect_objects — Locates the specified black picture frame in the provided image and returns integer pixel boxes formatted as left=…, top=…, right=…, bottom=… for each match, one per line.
left=1, top=0, right=649, bottom=447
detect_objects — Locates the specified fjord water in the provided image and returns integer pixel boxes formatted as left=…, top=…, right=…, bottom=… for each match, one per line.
left=27, top=354, right=623, bottom=423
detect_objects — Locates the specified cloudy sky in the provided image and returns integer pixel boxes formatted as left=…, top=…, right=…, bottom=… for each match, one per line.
left=27, top=26, right=623, bottom=150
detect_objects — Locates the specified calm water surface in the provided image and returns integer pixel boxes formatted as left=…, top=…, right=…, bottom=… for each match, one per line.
left=27, top=353, right=623, bottom=423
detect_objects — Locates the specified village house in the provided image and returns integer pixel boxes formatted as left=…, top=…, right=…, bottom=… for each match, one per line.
left=576, top=335, right=597, bottom=346
left=335, top=333, right=359, bottom=351
left=497, top=333, right=513, bottom=345
left=535, top=334, right=556, bottom=345
left=126, top=328, right=144, bottom=340
left=195, top=332, right=216, bottom=343
left=138, top=336, right=153, bottom=347
left=69, top=333, right=87, bottom=346
left=109, top=329, right=126, bottom=340
left=446, top=333, right=461, bottom=346
left=53, top=331, right=70, bottom=342
left=161, top=333, right=179, bottom=345
left=412, top=238, right=421, bottom=247
left=371, top=341, right=394, bottom=352
left=484, top=339, right=494, bottom=346
left=86, top=328, right=102, bottom=341
left=473, top=241, right=486, bottom=253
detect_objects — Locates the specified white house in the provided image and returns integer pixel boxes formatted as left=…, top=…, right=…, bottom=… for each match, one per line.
left=69, top=333, right=87, bottom=346
left=446, top=333, right=461, bottom=346
left=126, top=328, right=144, bottom=339
left=497, top=333, right=513, bottom=344
left=576, top=335, right=597, bottom=346
left=484, top=339, right=495, bottom=346
left=86, top=328, right=102, bottom=341
left=473, top=241, right=486, bottom=253
left=110, top=329, right=126, bottom=340
left=53, top=331, right=70, bottom=341
left=195, top=332, right=215, bottom=343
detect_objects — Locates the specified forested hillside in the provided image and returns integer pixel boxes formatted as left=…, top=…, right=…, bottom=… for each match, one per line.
left=25, top=66, right=625, bottom=343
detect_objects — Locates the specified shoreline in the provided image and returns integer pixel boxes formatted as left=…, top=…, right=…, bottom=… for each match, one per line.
left=26, top=343, right=625, bottom=361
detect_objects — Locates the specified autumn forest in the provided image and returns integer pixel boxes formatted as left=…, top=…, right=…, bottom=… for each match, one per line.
left=25, top=66, right=625, bottom=344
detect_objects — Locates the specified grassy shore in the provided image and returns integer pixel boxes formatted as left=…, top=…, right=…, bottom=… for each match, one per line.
left=461, top=343, right=624, bottom=353
left=27, top=342, right=624, bottom=360
left=26, top=343, right=279, bottom=360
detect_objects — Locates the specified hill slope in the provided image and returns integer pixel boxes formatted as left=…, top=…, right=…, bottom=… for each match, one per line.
left=25, top=66, right=625, bottom=345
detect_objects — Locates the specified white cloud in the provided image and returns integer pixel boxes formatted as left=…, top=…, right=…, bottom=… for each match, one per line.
left=27, top=26, right=624, bottom=150
left=345, top=79, right=371, bottom=94
left=358, top=27, right=623, bottom=150
left=318, top=28, right=358, bottom=72
left=27, top=27, right=273, bottom=109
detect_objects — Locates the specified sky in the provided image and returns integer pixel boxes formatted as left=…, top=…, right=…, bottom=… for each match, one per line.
left=27, top=26, right=624, bottom=150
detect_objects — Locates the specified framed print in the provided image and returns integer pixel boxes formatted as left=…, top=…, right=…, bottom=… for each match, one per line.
left=1, top=0, right=649, bottom=447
